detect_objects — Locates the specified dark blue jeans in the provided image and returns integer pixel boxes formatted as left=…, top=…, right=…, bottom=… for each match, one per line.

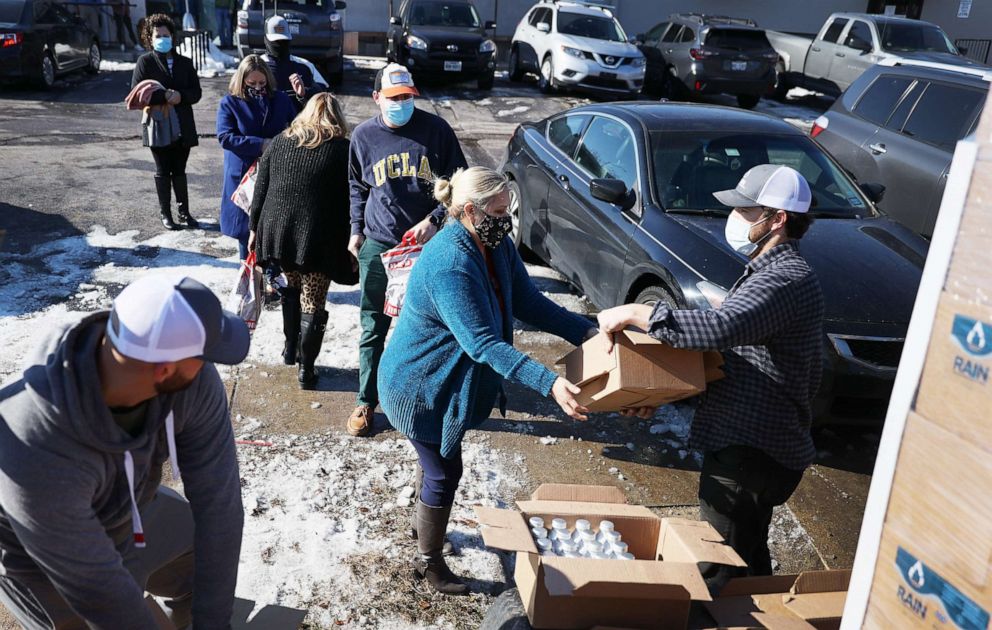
left=409, top=439, right=463, bottom=508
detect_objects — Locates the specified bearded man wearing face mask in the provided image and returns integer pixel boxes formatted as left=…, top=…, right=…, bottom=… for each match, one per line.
left=261, top=16, right=328, bottom=113
left=346, top=63, right=467, bottom=438
left=597, top=164, right=824, bottom=592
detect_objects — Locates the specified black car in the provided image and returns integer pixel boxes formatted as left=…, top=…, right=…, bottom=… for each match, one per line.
left=635, top=14, right=777, bottom=109
left=501, top=102, right=928, bottom=424
left=386, top=0, right=497, bottom=90
left=812, top=60, right=990, bottom=238
left=0, top=0, right=100, bottom=88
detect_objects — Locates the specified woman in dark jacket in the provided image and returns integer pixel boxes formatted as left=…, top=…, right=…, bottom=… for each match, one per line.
left=131, top=13, right=202, bottom=230
left=217, top=54, right=297, bottom=260
left=248, top=93, right=355, bottom=390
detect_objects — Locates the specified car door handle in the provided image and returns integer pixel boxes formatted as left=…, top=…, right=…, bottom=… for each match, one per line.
left=868, top=142, right=887, bottom=155
left=812, top=46, right=821, bottom=52
left=557, top=174, right=570, bottom=188
left=835, top=52, right=846, bottom=57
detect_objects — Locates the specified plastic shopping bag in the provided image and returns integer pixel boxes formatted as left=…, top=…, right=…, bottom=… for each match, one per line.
left=381, top=233, right=423, bottom=318
left=227, top=251, right=263, bottom=330
left=230, top=161, right=258, bottom=214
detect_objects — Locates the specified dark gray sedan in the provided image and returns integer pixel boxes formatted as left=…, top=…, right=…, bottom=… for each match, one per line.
left=811, top=60, right=989, bottom=238
left=0, top=0, right=100, bottom=88
left=501, top=101, right=929, bottom=424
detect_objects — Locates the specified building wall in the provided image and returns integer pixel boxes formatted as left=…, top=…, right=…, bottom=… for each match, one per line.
left=920, top=0, right=992, bottom=43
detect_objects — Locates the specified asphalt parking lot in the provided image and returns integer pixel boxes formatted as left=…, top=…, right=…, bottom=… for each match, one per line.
left=0, top=57, right=875, bottom=628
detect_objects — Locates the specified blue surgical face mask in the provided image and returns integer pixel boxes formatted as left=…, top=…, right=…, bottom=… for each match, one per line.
left=383, top=98, right=414, bottom=127
left=152, top=36, right=173, bottom=54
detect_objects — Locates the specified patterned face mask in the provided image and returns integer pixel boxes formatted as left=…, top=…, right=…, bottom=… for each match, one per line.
left=246, top=85, right=268, bottom=99
left=474, top=212, right=513, bottom=249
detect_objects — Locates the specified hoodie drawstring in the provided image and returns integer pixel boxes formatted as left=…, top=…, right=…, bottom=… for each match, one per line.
left=124, top=411, right=181, bottom=549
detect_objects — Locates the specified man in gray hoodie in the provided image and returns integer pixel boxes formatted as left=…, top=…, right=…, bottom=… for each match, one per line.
left=0, top=275, right=250, bottom=629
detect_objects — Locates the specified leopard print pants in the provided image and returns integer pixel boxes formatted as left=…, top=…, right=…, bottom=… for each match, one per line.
left=284, top=271, right=331, bottom=314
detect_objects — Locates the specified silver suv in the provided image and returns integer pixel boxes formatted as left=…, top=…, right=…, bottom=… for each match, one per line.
left=236, top=0, right=347, bottom=84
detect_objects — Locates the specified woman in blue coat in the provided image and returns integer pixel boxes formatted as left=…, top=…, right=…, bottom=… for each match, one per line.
left=217, top=54, right=297, bottom=259
left=378, top=167, right=598, bottom=595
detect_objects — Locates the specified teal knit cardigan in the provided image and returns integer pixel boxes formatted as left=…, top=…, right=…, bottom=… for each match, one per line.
left=378, top=220, right=593, bottom=457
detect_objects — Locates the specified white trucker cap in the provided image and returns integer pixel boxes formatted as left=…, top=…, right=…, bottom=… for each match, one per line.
left=265, top=15, right=291, bottom=41
left=375, top=63, right=420, bottom=98
left=714, top=164, right=812, bottom=214
left=107, top=275, right=250, bottom=365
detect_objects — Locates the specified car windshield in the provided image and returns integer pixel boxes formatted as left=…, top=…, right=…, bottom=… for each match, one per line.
left=879, top=22, right=957, bottom=54
left=0, top=0, right=26, bottom=23
left=557, top=11, right=625, bottom=42
left=650, top=132, right=872, bottom=217
left=409, top=1, right=480, bottom=27
left=704, top=28, right=772, bottom=51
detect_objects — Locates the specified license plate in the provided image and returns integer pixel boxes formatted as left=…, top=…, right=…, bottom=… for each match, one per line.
left=731, top=61, right=747, bottom=71
left=601, top=72, right=617, bottom=80
left=444, top=61, right=462, bottom=72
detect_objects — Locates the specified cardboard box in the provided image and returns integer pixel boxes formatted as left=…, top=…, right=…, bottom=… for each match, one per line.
left=558, top=331, right=723, bottom=412
left=863, top=411, right=992, bottom=629
left=915, top=293, right=992, bottom=446
left=704, top=570, right=851, bottom=630
left=475, top=484, right=745, bottom=629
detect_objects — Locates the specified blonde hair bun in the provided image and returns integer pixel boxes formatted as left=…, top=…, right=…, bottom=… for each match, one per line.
left=434, top=177, right=454, bottom=206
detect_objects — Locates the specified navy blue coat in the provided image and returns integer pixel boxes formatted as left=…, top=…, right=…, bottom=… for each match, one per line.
left=216, top=92, right=297, bottom=242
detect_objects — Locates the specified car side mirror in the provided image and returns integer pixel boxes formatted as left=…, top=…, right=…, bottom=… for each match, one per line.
left=957, top=46, right=968, bottom=55
left=537, top=22, right=550, bottom=33
left=390, top=16, right=402, bottom=26
left=484, top=20, right=496, bottom=30
left=590, top=178, right=630, bottom=206
left=334, top=0, right=346, bottom=8
left=860, top=182, right=885, bottom=203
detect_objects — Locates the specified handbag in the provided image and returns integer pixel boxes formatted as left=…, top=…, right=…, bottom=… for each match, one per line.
left=226, top=251, right=264, bottom=330
left=141, top=105, right=181, bottom=148
left=230, top=160, right=258, bottom=214
left=381, top=233, right=423, bottom=318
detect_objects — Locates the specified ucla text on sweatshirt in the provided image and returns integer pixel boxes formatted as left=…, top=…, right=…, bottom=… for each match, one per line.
left=349, top=107, right=468, bottom=246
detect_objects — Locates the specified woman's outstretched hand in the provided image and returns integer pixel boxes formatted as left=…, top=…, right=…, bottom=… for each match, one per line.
left=551, top=377, right=589, bottom=421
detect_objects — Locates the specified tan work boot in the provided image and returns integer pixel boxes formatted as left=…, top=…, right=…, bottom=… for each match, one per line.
left=347, top=404, right=373, bottom=437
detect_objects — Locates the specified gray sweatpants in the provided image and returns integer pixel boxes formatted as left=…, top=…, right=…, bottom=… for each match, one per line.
left=0, top=487, right=195, bottom=629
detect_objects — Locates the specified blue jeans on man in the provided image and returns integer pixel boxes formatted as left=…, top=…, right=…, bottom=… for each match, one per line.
left=214, top=7, right=232, bottom=48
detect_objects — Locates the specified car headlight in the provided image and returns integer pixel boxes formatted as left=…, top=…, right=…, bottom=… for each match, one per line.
left=696, top=281, right=728, bottom=309
left=561, top=45, right=586, bottom=59
left=406, top=35, right=428, bottom=51
left=631, top=56, right=646, bottom=68
left=480, top=39, right=496, bottom=54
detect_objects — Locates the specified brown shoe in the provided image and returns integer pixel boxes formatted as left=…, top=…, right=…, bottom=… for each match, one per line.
left=347, top=404, right=373, bottom=437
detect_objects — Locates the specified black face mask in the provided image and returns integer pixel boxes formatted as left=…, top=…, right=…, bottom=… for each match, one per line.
left=474, top=213, right=513, bottom=249
left=265, top=38, right=290, bottom=60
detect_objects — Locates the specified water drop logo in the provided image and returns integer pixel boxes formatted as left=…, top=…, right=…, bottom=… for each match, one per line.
left=908, top=560, right=926, bottom=589
left=952, top=315, right=992, bottom=357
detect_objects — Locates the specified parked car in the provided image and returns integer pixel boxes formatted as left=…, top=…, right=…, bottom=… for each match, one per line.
left=500, top=101, right=928, bottom=424
left=0, top=0, right=100, bottom=88
left=634, top=14, right=777, bottom=109
left=811, top=60, right=990, bottom=239
left=768, top=12, right=986, bottom=99
left=509, top=0, right=645, bottom=99
left=235, top=0, right=346, bottom=84
left=386, top=0, right=497, bottom=90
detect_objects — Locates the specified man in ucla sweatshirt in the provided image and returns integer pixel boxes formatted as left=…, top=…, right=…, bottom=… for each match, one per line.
left=347, top=63, right=468, bottom=438
left=0, top=275, right=249, bottom=629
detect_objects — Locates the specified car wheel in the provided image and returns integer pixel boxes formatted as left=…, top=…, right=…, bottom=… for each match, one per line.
left=772, top=61, right=789, bottom=101
left=736, top=94, right=760, bottom=109
left=635, top=285, right=677, bottom=309
left=539, top=55, right=556, bottom=94
left=479, top=588, right=531, bottom=630
left=37, top=53, right=56, bottom=89
left=86, top=42, right=101, bottom=74
left=507, top=178, right=543, bottom=264
left=509, top=46, right=523, bottom=82
left=478, top=70, right=494, bottom=90
left=326, top=60, right=343, bottom=86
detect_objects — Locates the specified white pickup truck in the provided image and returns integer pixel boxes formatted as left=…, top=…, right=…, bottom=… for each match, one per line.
left=768, top=12, right=983, bottom=98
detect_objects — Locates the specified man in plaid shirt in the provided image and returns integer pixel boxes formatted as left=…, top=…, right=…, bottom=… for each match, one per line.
left=598, top=165, right=824, bottom=589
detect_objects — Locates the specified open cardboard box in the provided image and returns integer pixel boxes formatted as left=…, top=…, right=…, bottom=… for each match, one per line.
left=703, top=570, right=851, bottom=630
left=475, top=484, right=745, bottom=629
left=557, top=331, right=724, bottom=412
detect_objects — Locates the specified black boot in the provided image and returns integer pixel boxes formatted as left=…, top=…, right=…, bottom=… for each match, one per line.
left=172, top=174, right=199, bottom=228
left=154, top=175, right=177, bottom=231
left=413, top=501, right=468, bottom=595
left=281, top=287, right=301, bottom=366
left=409, top=464, right=455, bottom=556
left=298, top=309, right=327, bottom=390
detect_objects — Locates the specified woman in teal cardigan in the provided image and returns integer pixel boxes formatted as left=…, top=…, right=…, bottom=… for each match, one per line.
left=378, top=166, right=597, bottom=595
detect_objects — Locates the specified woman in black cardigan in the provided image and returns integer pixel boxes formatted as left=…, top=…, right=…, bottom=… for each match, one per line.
left=131, top=14, right=202, bottom=230
left=249, top=93, right=355, bottom=389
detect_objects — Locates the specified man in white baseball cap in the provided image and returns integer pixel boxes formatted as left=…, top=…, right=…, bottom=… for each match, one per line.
left=596, top=164, right=825, bottom=592
left=0, top=275, right=248, bottom=628
left=262, top=15, right=328, bottom=112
